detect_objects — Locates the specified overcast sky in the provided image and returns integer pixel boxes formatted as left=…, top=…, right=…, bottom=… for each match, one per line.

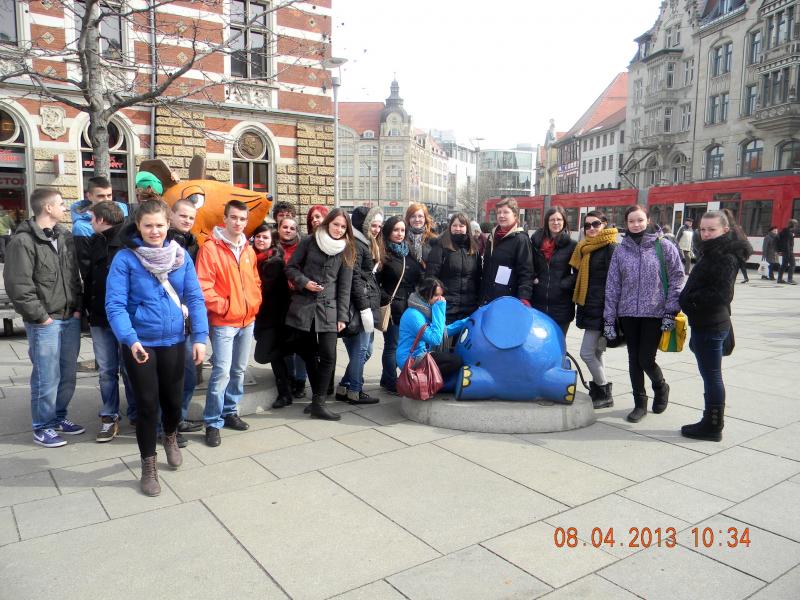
left=332, top=0, right=664, bottom=149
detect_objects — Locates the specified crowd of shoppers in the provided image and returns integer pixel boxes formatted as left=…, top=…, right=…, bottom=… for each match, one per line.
left=2, top=185, right=794, bottom=498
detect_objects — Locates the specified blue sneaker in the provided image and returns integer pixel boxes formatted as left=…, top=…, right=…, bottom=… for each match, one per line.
left=53, top=419, right=85, bottom=435
left=33, top=428, right=67, bottom=448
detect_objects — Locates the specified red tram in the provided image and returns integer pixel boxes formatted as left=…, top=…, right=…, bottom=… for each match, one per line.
left=484, top=173, right=800, bottom=262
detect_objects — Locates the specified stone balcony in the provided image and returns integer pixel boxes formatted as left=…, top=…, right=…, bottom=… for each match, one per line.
left=749, top=100, right=800, bottom=134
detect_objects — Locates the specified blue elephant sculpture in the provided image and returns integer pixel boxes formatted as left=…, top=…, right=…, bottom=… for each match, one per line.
left=450, top=296, right=577, bottom=403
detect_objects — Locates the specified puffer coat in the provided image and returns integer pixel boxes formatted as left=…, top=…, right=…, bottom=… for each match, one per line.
left=575, top=243, right=616, bottom=331
left=425, top=235, right=481, bottom=322
left=531, top=230, right=577, bottom=327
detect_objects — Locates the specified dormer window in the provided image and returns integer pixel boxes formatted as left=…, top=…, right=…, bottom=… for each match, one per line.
left=362, top=130, right=375, bottom=139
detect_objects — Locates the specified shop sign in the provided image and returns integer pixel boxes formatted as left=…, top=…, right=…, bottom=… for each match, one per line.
left=0, top=173, right=25, bottom=188
left=0, top=148, right=25, bottom=168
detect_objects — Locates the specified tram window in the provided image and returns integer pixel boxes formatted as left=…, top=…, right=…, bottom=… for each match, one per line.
left=563, top=208, right=579, bottom=232
left=718, top=196, right=741, bottom=224
left=741, top=200, right=773, bottom=236
left=791, top=199, right=800, bottom=223
left=649, top=204, right=674, bottom=228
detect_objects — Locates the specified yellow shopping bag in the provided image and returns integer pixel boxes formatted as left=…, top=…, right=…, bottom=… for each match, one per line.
left=658, top=311, right=687, bottom=352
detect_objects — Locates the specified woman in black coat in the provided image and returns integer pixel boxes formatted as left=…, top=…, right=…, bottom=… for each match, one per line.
left=335, top=206, right=384, bottom=405
left=568, top=210, right=618, bottom=409
left=480, top=197, right=533, bottom=304
left=679, top=210, right=752, bottom=442
left=531, top=206, right=577, bottom=335
left=426, top=212, right=481, bottom=323
left=285, top=208, right=355, bottom=420
left=377, top=215, right=423, bottom=393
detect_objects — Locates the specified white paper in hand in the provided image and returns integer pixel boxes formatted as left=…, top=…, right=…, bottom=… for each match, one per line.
left=495, top=266, right=512, bottom=285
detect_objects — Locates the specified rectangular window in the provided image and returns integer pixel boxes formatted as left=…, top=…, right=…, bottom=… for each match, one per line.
left=74, top=1, right=123, bottom=60
left=632, top=119, right=640, bottom=143
left=684, top=58, right=694, bottom=85
left=741, top=200, right=773, bottom=236
left=634, top=80, right=643, bottom=103
left=723, top=43, right=733, bottom=74
left=666, top=62, right=675, bottom=88
left=589, top=138, right=593, bottom=150
left=720, top=92, right=730, bottom=121
left=620, top=130, right=624, bottom=143
left=595, top=157, right=600, bottom=172
left=601, top=156, right=606, bottom=171
left=712, top=46, right=723, bottom=76
left=231, top=0, right=272, bottom=80
left=708, top=95, right=720, bottom=124
left=603, top=133, right=608, bottom=147
left=744, top=84, right=758, bottom=115
left=619, top=153, right=624, bottom=170
left=588, top=160, right=593, bottom=173
left=0, top=0, right=17, bottom=44
left=680, top=103, right=692, bottom=131
left=583, top=139, right=588, bottom=152
left=610, top=131, right=615, bottom=144
left=748, top=30, right=762, bottom=65
left=767, top=15, right=775, bottom=49
left=582, top=161, right=586, bottom=174
left=664, top=107, right=673, bottom=133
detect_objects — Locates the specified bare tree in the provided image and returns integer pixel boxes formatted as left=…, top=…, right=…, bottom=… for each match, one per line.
left=0, top=0, right=326, bottom=177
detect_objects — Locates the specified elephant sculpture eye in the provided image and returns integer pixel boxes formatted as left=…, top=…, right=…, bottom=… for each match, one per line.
left=459, top=329, right=469, bottom=344
left=186, top=193, right=205, bottom=209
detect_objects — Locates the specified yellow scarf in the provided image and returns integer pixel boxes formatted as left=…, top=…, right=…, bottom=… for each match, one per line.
left=569, top=227, right=618, bottom=306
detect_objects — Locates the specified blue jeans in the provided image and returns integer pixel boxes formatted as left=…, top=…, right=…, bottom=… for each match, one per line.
left=204, top=323, right=254, bottom=429
left=285, top=353, right=307, bottom=381
left=181, top=335, right=203, bottom=420
left=25, top=317, right=81, bottom=430
left=380, top=323, right=400, bottom=391
left=689, top=327, right=729, bottom=408
left=340, top=330, right=373, bottom=393
left=90, top=326, right=136, bottom=420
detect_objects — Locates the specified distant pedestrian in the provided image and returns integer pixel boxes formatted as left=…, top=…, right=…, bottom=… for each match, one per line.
left=679, top=211, right=752, bottom=442
left=479, top=197, right=533, bottom=305
left=604, top=205, right=683, bottom=423
left=531, top=206, right=577, bottom=336
left=0, top=208, right=15, bottom=262
left=675, top=217, right=694, bottom=274
left=761, top=225, right=779, bottom=280
left=777, top=219, right=797, bottom=285
left=570, top=210, right=617, bottom=409
left=721, top=208, right=749, bottom=283
left=196, top=200, right=262, bottom=447
left=4, top=189, right=84, bottom=448
left=661, top=225, right=677, bottom=246
left=105, top=199, right=208, bottom=495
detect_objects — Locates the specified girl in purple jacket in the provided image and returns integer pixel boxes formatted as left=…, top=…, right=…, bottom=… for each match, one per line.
left=603, top=205, right=684, bottom=422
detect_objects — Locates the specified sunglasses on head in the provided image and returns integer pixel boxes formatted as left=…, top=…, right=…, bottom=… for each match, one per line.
left=583, top=220, right=604, bottom=230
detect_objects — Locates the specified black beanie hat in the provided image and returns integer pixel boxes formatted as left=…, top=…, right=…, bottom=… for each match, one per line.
left=351, top=206, right=369, bottom=234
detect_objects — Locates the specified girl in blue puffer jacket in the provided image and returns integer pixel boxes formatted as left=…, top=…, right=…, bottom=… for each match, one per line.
left=396, top=277, right=469, bottom=385
left=603, top=205, right=684, bottom=423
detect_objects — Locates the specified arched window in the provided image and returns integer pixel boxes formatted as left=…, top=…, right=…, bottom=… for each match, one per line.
left=388, top=128, right=401, bottom=137
left=385, top=163, right=402, bottom=177
left=81, top=121, right=131, bottom=203
left=0, top=108, right=28, bottom=219
left=741, top=139, right=763, bottom=174
left=706, top=145, right=724, bottom=179
left=671, top=153, right=687, bottom=183
left=232, top=129, right=271, bottom=193
left=779, top=140, right=800, bottom=169
left=646, top=156, right=660, bottom=186
left=362, top=130, right=375, bottom=139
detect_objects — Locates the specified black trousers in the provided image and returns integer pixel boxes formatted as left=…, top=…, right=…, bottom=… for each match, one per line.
left=429, top=351, right=463, bottom=379
left=779, top=253, right=796, bottom=282
left=123, top=343, right=185, bottom=458
left=619, top=317, right=665, bottom=396
left=290, top=324, right=338, bottom=397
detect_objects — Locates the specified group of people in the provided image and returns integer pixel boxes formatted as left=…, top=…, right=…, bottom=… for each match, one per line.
left=2, top=181, right=768, bottom=496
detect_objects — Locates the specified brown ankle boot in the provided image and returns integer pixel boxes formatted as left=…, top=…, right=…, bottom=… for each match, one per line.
left=162, top=432, right=183, bottom=468
left=140, top=455, right=161, bottom=496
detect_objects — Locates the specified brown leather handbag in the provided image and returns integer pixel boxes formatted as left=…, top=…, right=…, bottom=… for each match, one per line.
left=397, top=324, right=444, bottom=401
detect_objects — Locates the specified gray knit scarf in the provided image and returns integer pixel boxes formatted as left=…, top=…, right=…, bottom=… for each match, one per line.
left=132, top=240, right=184, bottom=282
left=408, top=227, right=425, bottom=263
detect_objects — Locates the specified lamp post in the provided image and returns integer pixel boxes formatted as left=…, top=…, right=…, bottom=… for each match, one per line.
left=470, top=137, right=484, bottom=222
left=322, top=57, right=348, bottom=208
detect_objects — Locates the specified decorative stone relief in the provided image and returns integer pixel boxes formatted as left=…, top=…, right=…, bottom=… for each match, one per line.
left=40, top=106, right=67, bottom=139
left=226, top=83, right=271, bottom=109
left=40, top=31, right=55, bottom=45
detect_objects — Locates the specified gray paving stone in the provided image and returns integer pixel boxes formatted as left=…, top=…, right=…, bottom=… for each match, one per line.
left=483, top=521, right=618, bottom=588
left=545, top=494, right=689, bottom=558
left=120, top=448, right=205, bottom=475
left=617, top=477, right=734, bottom=524
left=204, top=471, right=439, bottom=600
left=599, top=544, right=763, bottom=600
left=352, top=399, right=407, bottom=426
left=286, top=411, right=376, bottom=441
left=388, top=545, right=552, bottom=600
left=187, top=424, right=309, bottom=465
left=435, top=433, right=632, bottom=506
left=0, top=432, right=36, bottom=457
left=663, top=446, right=800, bottom=502
left=677, top=515, right=800, bottom=582
left=14, top=490, right=107, bottom=539
left=93, top=473, right=181, bottom=519
left=51, top=458, right=140, bottom=494
left=156, top=456, right=276, bottom=502
left=742, top=422, right=800, bottom=461
left=330, top=580, right=406, bottom=600
left=0, top=506, right=18, bottom=546
left=252, top=438, right=363, bottom=478
left=748, top=564, right=800, bottom=599
left=0, top=470, right=59, bottom=507
left=334, top=428, right=408, bottom=457
left=0, top=502, right=286, bottom=599
left=520, top=422, right=703, bottom=482
left=324, top=443, right=566, bottom=554
left=724, top=481, right=800, bottom=542
left=377, top=420, right=464, bottom=445
left=538, top=574, right=640, bottom=599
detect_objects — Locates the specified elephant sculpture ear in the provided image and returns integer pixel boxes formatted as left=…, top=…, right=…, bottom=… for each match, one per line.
left=481, top=297, right=533, bottom=349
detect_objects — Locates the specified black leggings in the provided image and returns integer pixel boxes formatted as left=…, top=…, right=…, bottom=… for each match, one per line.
left=123, top=343, right=185, bottom=458
left=290, top=324, right=338, bottom=397
left=619, top=317, right=665, bottom=396
left=429, top=351, right=463, bottom=379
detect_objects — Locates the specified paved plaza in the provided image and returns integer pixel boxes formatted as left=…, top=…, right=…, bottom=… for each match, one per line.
left=0, top=276, right=798, bottom=599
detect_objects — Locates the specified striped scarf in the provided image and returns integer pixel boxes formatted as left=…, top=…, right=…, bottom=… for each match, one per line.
left=569, top=228, right=618, bottom=306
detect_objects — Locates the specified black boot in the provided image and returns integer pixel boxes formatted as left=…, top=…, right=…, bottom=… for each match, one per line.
left=588, top=381, right=601, bottom=403
left=595, top=382, right=614, bottom=408
left=272, top=395, right=292, bottom=409
left=291, top=378, right=306, bottom=399
left=681, top=406, right=724, bottom=442
left=652, top=380, right=670, bottom=414
left=273, top=376, right=293, bottom=409
left=626, top=392, right=647, bottom=422
left=309, top=394, right=341, bottom=421
left=589, top=381, right=611, bottom=409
